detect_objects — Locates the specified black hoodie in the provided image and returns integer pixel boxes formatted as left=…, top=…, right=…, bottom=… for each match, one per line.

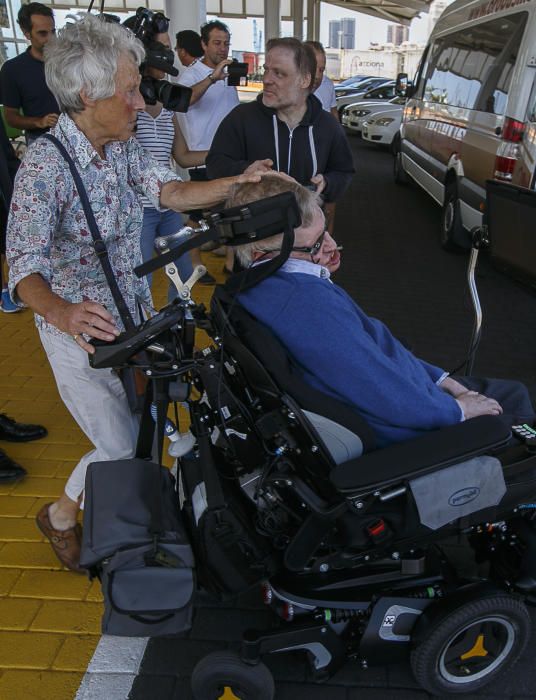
left=206, top=94, right=354, bottom=203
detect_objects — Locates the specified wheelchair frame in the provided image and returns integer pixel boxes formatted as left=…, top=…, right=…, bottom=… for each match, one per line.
left=89, top=192, right=536, bottom=697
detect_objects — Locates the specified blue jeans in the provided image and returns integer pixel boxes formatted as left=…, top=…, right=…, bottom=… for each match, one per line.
left=140, top=207, right=193, bottom=300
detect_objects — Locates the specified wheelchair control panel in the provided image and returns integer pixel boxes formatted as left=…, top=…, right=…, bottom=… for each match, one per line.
left=512, top=423, right=536, bottom=447
left=89, top=303, right=184, bottom=369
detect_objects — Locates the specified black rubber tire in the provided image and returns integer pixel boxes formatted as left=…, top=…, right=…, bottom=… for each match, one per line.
left=191, top=650, right=275, bottom=700
left=440, top=181, right=466, bottom=251
left=393, top=142, right=409, bottom=185
left=410, top=595, right=531, bottom=696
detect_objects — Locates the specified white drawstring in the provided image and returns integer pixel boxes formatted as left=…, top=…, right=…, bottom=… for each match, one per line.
left=308, top=125, right=317, bottom=178
left=272, top=115, right=280, bottom=172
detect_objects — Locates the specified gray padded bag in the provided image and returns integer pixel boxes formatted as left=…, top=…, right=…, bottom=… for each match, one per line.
left=81, top=458, right=194, bottom=636
left=409, top=455, right=506, bottom=530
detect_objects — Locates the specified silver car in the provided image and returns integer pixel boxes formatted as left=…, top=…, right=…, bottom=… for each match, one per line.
left=342, top=96, right=406, bottom=136
left=335, top=81, right=397, bottom=116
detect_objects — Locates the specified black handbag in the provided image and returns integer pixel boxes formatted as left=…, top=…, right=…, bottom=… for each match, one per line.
left=80, top=458, right=195, bottom=637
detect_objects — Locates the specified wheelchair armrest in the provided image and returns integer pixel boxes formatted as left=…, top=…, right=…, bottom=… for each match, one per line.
left=330, top=415, right=511, bottom=494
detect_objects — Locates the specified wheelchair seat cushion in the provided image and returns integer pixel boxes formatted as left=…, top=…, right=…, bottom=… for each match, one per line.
left=330, top=415, right=511, bottom=493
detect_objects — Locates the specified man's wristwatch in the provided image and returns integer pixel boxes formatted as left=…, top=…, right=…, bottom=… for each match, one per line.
left=208, top=72, right=217, bottom=84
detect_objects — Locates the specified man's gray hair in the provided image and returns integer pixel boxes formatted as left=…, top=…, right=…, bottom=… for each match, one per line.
left=44, top=14, right=144, bottom=114
left=226, top=174, right=320, bottom=267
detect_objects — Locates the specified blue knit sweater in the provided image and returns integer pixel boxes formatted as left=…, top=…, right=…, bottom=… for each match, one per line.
left=238, top=269, right=462, bottom=447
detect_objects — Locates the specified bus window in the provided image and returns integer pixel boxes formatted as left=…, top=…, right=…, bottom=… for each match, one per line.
left=422, top=12, right=528, bottom=112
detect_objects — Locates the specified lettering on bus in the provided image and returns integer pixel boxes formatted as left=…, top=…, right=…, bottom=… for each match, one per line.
left=469, top=0, right=530, bottom=20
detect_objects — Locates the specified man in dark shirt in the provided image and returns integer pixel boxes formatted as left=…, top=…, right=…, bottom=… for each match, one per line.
left=0, top=2, right=59, bottom=143
left=0, top=117, right=47, bottom=482
left=175, top=29, right=203, bottom=69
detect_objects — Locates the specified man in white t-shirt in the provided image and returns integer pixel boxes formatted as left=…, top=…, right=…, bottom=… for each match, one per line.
left=305, top=40, right=339, bottom=122
left=177, top=19, right=239, bottom=281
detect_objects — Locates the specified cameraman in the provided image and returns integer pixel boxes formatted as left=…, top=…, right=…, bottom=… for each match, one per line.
left=127, top=19, right=208, bottom=293
left=6, top=15, right=259, bottom=572
left=176, top=20, right=239, bottom=282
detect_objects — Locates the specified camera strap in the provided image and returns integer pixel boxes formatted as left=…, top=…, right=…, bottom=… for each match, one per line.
left=43, top=134, right=136, bottom=332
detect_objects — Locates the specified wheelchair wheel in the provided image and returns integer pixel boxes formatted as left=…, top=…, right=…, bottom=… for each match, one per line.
left=191, top=650, right=275, bottom=700
left=411, top=595, right=530, bottom=695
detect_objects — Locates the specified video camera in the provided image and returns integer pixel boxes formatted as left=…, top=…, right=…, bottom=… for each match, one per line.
left=125, top=7, right=191, bottom=112
left=226, top=59, right=248, bottom=87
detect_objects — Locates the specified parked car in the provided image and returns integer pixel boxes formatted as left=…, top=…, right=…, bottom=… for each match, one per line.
left=342, top=96, right=406, bottom=136
left=336, top=81, right=397, bottom=116
left=395, top=0, right=536, bottom=250
left=362, top=107, right=404, bottom=149
left=335, top=74, right=374, bottom=88
left=334, top=77, right=391, bottom=99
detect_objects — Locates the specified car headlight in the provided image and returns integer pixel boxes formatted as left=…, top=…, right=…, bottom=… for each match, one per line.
left=354, top=110, right=369, bottom=117
left=375, top=117, right=395, bottom=126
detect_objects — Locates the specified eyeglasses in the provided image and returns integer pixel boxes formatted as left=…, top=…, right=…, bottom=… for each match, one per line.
left=291, top=230, right=326, bottom=258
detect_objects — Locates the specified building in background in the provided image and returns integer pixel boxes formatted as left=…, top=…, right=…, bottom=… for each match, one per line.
left=387, top=24, right=409, bottom=46
left=252, top=18, right=263, bottom=54
left=328, top=18, right=356, bottom=50
left=326, top=43, right=425, bottom=82
left=428, top=0, right=450, bottom=34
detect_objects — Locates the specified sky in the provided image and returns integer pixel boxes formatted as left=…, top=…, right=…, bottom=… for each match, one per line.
left=210, top=1, right=436, bottom=53
left=50, top=0, right=440, bottom=55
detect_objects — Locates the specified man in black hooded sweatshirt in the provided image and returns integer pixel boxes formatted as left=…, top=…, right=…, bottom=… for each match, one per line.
left=206, top=37, right=354, bottom=206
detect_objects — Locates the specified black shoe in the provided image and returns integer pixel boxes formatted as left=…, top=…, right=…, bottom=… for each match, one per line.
left=198, top=272, right=216, bottom=285
left=0, top=449, right=27, bottom=483
left=0, top=414, right=48, bottom=442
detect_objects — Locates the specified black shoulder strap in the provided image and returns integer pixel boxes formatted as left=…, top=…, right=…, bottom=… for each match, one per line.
left=43, top=133, right=136, bottom=331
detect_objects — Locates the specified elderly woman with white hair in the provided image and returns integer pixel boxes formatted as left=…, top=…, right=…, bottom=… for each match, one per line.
left=5, top=14, right=259, bottom=572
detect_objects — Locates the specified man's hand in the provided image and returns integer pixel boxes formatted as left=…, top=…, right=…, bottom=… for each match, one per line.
left=439, top=376, right=470, bottom=398
left=36, top=113, right=59, bottom=129
left=48, top=300, right=120, bottom=355
left=456, top=391, right=503, bottom=419
left=211, top=58, right=233, bottom=82
left=310, top=174, right=326, bottom=194
left=244, top=159, right=273, bottom=175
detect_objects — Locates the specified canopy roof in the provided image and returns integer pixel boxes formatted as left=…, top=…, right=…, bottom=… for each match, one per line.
left=206, top=0, right=433, bottom=27
left=322, top=0, right=432, bottom=25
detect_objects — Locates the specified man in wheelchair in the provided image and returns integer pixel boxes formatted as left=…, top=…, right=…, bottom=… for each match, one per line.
left=227, top=174, right=534, bottom=447
left=184, top=175, right=536, bottom=698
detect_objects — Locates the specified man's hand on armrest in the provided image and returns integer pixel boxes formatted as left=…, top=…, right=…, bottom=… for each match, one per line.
left=439, top=376, right=503, bottom=419
left=456, top=391, right=503, bottom=419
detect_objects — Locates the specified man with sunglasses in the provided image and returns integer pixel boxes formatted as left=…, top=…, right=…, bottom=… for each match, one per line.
left=229, top=175, right=534, bottom=449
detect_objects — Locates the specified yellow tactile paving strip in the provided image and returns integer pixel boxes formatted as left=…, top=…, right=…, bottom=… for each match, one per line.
left=0, top=254, right=220, bottom=700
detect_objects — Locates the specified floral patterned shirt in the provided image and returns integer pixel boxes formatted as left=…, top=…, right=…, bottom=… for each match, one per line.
left=6, top=112, right=181, bottom=336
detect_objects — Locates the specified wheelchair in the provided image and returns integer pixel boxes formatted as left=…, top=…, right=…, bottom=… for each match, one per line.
left=95, top=192, right=536, bottom=698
